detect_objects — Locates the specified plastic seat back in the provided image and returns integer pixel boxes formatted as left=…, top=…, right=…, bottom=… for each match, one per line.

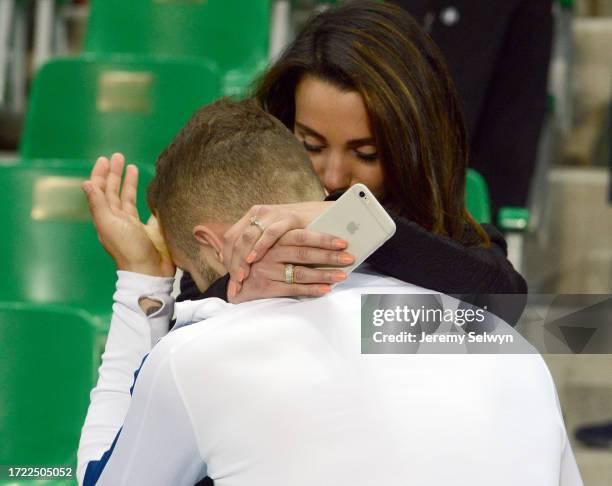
left=84, top=0, right=271, bottom=95
left=0, top=159, right=154, bottom=323
left=20, top=56, right=221, bottom=164
left=466, top=168, right=492, bottom=224
left=0, top=302, right=98, bottom=471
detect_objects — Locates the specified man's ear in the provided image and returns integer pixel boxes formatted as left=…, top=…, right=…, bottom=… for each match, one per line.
left=192, top=225, right=224, bottom=263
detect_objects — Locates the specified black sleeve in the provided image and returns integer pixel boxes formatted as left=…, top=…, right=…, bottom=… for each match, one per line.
left=329, top=190, right=527, bottom=294
left=366, top=212, right=527, bottom=325
left=368, top=215, right=527, bottom=294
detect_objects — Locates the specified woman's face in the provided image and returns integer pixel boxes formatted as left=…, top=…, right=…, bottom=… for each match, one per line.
left=294, top=75, right=384, bottom=197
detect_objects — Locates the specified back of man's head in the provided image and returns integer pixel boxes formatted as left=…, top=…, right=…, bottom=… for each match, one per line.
left=148, top=97, right=324, bottom=260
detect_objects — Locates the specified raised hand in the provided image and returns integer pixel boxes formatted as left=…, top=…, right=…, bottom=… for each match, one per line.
left=82, top=153, right=175, bottom=278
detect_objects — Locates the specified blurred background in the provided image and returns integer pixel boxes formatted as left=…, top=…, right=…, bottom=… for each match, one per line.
left=0, top=1, right=610, bottom=485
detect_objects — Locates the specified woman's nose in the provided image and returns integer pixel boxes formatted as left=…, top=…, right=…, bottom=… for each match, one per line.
left=321, top=154, right=351, bottom=194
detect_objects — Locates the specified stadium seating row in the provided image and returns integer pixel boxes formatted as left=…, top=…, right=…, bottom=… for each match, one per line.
left=84, top=0, right=271, bottom=97
left=2, top=2, right=273, bottom=477
left=21, top=56, right=221, bottom=165
left=21, top=0, right=275, bottom=164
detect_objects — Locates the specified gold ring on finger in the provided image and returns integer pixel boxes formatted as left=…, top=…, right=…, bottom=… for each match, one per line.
left=284, top=263, right=295, bottom=285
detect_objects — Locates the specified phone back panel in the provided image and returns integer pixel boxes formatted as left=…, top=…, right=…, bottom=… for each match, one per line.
left=307, top=184, right=396, bottom=274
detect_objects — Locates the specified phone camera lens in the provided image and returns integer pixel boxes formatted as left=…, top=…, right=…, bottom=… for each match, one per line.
left=359, top=191, right=365, bottom=198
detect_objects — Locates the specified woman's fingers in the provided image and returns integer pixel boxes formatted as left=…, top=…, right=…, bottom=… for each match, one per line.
left=224, top=209, right=260, bottom=281
left=250, top=262, right=348, bottom=284
left=225, top=204, right=346, bottom=286
left=229, top=206, right=309, bottom=284
left=226, top=205, right=270, bottom=282
left=121, top=164, right=140, bottom=219
left=276, top=229, right=347, bottom=250
left=228, top=256, right=349, bottom=300
left=243, top=210, right=302, bottom=264
left=105, top=153, right=125, bottom=211
left=267, top=245, right=355, bottom=267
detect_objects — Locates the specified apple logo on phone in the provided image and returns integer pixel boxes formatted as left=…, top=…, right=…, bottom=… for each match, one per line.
left=346, top=221, right=360, bottom=234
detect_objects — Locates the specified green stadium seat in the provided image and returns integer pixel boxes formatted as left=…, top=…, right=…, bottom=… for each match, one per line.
left=0, top=301, right=98, bottom=485
left=84, top=0, right=271, bottom=96
left=0, top=159, right=154, bottom=328
left=20, top=56, right=221, bottom=165
left=498, top=207, right=530, bottom=231
left=466, top=168, right=532, bottom=230
left=466, top=168, right=529, bottom=272
left=466, top=168, right=492, bottom=224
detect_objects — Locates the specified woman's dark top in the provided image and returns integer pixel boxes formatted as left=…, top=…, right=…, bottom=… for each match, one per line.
left=178, top=194, right=528, bottom=326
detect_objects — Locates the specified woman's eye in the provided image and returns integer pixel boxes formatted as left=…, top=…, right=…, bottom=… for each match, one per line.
left=355, top=151, right=379, bottom=162
left=302, top=140, right=324, bottom=153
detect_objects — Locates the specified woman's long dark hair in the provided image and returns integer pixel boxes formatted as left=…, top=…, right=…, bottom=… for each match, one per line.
left=255, top=0, right=488, bottom=245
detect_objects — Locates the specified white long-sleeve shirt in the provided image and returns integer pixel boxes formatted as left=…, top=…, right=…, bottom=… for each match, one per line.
left=76, top=271, right=178, bottom=484
left=77, top=270, right=583, bottom=486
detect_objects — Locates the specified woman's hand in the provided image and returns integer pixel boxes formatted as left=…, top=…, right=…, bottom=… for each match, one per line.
left=223, top=202, right=355, bottom=303
left=82, top=153, right=176, bottom=278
